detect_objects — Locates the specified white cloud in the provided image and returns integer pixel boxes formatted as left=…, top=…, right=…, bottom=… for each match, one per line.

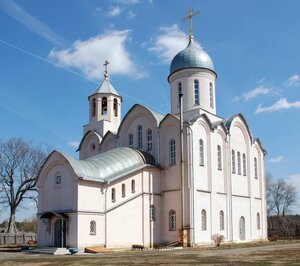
left=127, top=10, right=137, bottom=19
left=288, top=174, right=300, bottom=192
left=49, top=30, right=146, bottom=80
left=148, top=24, right=191, bottom=63
left=108, top=6, right=122, bottom=17
left=67, top=141, right=80, bottom=148
left=241, top=86, right=273, bottom=101
left=256, top=98, right=300, bottom=113
left=0, top=0, right=63, bottom=46
left=286, top=74, right=300, bottom=88
left=269, top=156, right=284, bottom=163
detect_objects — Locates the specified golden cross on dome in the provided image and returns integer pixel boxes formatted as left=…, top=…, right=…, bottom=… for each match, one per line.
left=103, top=60, right=109, bottom=79
left=182, top=7, right=200, bottom=39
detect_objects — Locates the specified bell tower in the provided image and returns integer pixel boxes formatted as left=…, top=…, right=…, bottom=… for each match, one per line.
left=83, top=61, right=122, bottom=137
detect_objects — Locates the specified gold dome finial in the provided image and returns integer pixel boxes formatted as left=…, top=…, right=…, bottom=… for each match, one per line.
left=182, top=7, right=200, bottom=40
left=103, top=60, right=109, bottom=79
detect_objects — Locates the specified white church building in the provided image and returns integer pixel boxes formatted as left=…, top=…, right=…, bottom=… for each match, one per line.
left=37, top=17, right=267, bottom=248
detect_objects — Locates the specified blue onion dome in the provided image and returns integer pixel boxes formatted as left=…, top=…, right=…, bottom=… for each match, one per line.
left=168, top=36, right=215, bottom=80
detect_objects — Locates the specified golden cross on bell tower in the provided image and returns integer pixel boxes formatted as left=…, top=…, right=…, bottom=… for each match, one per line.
left=103, top=60, right=109, bottom=79
left=182, top=7, right=200, bottom=40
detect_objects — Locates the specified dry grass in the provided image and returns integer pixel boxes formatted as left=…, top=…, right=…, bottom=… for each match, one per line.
left=0, top=241, right=300, bottom=265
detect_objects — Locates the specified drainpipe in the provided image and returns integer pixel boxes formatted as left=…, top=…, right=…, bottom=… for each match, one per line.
left=179, top=91, right=185, bottom=245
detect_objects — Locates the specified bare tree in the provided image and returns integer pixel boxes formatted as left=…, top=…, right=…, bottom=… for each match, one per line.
left=0, top=138, right=47, bottom=233
left=267, top=175, right=298, bottom=236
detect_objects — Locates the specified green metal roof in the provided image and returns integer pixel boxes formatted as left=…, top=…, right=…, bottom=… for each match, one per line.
left=90, top=78, right=119, bottom=97
left=58, top=147, right=156, bottom=183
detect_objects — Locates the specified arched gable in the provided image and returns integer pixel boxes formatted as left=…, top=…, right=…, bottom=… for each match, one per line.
left=77, top=130, right=102, bottom=152
left=37, top=150, right=79, bottom=188
left=158, top=113, right=179, bottom=128
left=99, top=131, right=117, bottom=153
left=188, top=113, right=214, bottom=130
left=225, top=114, right=253, bottom=145
left=118, top=104, right=165, bottom=135
left=253, top=138, right=267, bottom=156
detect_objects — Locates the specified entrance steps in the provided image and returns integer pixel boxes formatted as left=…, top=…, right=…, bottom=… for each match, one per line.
left=26, top=247, right=71, bottom=255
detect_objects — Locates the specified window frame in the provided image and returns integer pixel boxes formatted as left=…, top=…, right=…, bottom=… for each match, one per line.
left=209, top=82, right=214, bottom=108
left=199, top=139, right=204, bottom=166
left=254, top=157, right=258, bottom=179
left=217, top=145, right=222, bottom=170
left=101, top=97, right=108, bottom=115
left=131, top=179, right=135, bottom=193
left=201, top=209, right=207, bottom=231
left=169, top=139, right=176, bottom=165
left=121, top=183, right=126, bottom=198
left=220, top=210, right=224, bottom=231
left=137, top=125, right=143, bottom=148
left=147, top=129, right=153, bottom=151
left=90, top=220, right=96, bottom=235
left=111, top=188, right=116, bottom=202
left=237, top=151, right=241, bottom=175
left=194, top=79, right=199, bottom=105
left=257, top=212, right=261, bottom=230
left=128, top=133, right=133, bottom=148
left=150, top=204, right=156, bottom=221
left=232, top=150, right=236, bottom=173
left=169, top=209, right=176, bottom=231
left=242, top=153, right=246, bottom=176
left=113, top=98, right=118, bottom=117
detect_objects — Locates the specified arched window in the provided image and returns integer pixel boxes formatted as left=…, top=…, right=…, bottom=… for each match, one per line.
left=111, top=188, right=116, bottom=202
left=92, top=98, right=96, bottom=116
left=90, top=220, right=96, bottom=235
left=147, top=129, right=152, bottom=151
left=101, top=97, right=107, bottom=115
left=128, top=134, right=133, bottom=148
left=257, top=212, right=260, bottom=230
left=237, top=152, right=241, bottom=175
left=220, top=210, right=224, bottom=230
left=150, top=204, right=156, bottom=221
left=201, top=209, right=207, bottom=231
left=178, top=82, right=182, bottom=107
left=169, top=210, right=176, bottom=231
left=243, top=153, right=246, bottom=176
left=131, top=179, right=135, bottom=193
left=169, top=139, right=176, bottom=165
left=199, top=139, right=204, bottom=166
left=55, top=175, right=61, bottom=185
left=254, top=157, right=258, bottom=179
left=194, top=80, right=199, bottom=105
left=217, top=145, right=222, bottom=170
left=122, top=183, right=126, bottom=198
left=113, top=98, right=118, bottom=117
left=209, top=82, right=214, bottom=108
left=232, top=150, right=236, bottom=173
left=137, top=125, right=142, bottom=148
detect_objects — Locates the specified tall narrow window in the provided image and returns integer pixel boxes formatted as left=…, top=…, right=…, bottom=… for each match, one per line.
left=92, top=98, right=96, bottom=116
left=169, top=210, right=176, bottom=231
left=242, top=153, right=246, bottom=176
left=237, top=152, right=241, bottom=175
left=101, top=97, right=107, bottom=115
left=169, top=139, right=176, bottom=165
left=194, top=80, right=199, bottom=105
left=232, top=150, right=236, bottom=173
left=201, top=209, right=207, bottom=231
left=90, top=220, right=96, bottom=235
left=147, top=129, right=152, bottom=151
left=111, top=188, right=116, bottom=202
left=178, top=82, right=182, bottom=107
left=113, top=98, right=118, bottom=117
left=209, top=82, right=214, bottom=108
left=150, top=205, right=156, bottom=221
left=219, top=210, right=224, bottom=230
left=257, top=212, right=260, bottom=230
left=217, top=145, right=222, bottom=170
left=199, top=139, right=204, bottom=166
left=122, top=183, right=126, bottom=198
left=137, top=125, right=142, bottom=148
left=254, top=157, right=258, bottom=179
left=131, top=179, right=135, bottom=193
left=128, top=134, right=133, bottom=148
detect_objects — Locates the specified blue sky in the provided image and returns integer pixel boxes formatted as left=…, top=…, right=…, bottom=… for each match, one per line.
left=0, top=0, right=300, bottom=220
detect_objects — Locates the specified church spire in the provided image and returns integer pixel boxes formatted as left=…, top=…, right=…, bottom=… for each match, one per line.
left=182, top=7, right=200, bottom=40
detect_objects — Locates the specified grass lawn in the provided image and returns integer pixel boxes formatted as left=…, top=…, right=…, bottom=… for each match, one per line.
left=0, top=241, right=300, bottom=265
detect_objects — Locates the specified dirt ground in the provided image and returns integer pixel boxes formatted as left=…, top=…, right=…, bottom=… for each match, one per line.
left=0, top=242, right=300, bottom=265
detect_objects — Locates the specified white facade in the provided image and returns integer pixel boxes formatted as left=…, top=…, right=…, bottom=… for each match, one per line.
left=37, top=33, right=267, bottom=249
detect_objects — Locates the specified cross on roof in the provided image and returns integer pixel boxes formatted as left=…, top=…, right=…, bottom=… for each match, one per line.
left=182, top=7, right=200, bottom=39
left=103, top=60, right=109, bottom=79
